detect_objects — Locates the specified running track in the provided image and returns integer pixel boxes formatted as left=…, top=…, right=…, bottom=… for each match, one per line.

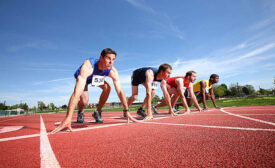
left=0, top=106, right=275, bottom=167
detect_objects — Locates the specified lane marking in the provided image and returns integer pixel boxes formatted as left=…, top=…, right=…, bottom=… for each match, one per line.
left=0, top=126, right=24, bottom=133
left=220, top=108, right=275, bottom=127
left=0, top=133, right=40, bottom=142
left=2, top=108, right=273, bottom=142
left=40, top=115, right=61, bottom=168
left=189, top=114, right=275, bottom=116
left=142, top=122, right=275, bottom=132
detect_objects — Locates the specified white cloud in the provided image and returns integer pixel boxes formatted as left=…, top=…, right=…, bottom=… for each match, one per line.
left=169, top=42, right=275, bottom=80
left=8, top=40, right=58, bottom=52
left=124, top=0, right=184, bottom=40
left=125, top=0, right=156, bottom=14
left=251, top=17, right=275, bottom=30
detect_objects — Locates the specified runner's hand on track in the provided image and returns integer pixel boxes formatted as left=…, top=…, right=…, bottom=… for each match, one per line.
left=169, top=109, right=177, bottom=116
left=197, top=108, right=203, bottom=112
left=49, top=117, right=73, bottom=134
left=126, top=112, right=141, bottom=123
left=144, top=115, right=153, bottom=120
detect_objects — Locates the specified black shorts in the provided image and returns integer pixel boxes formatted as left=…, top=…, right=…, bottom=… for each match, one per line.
left=131, top=70, right=143, bottom=86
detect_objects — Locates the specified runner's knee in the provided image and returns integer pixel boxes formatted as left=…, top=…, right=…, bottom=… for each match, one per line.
left=81, top=97, right=89, bottom=107
left=101, top=83, right=111, bottom=93
left=132, top=94, right=138, bottom=100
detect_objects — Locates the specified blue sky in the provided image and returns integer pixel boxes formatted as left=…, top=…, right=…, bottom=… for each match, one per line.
left=0, top=0, right=275, bottom=107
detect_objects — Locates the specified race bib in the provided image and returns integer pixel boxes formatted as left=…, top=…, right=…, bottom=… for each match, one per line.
left=91, top=75, right=105, bottom=86
left=205, top=88, right=210, bottom=93
left=151, top=81, right=158, bottom=90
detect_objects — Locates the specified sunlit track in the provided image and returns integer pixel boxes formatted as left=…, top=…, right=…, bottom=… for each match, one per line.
left=1, top=106, right=275, bottom=168
left=221, top=108, right=275, bottom=126
left=141, top=122, right=275, bottom=132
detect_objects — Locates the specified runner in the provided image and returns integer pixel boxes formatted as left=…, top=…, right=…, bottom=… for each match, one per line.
left=127, top=64, right=175, bottom=120
left=50, top=48, right=137, bottom=134
left=187, top=74, right=220, bottom=110
left=153, top=71, right=202, bottom=114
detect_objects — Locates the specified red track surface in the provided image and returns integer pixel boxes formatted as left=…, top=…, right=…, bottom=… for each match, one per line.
left=0, top=106, right=275, bottom=167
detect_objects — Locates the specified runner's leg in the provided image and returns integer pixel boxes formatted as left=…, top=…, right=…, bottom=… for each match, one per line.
left=97, top=80, right=111, bottom=111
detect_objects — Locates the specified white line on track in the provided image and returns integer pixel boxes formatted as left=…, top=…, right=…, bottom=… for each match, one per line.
left=188, top=114, right=275, bottom=116
left=141, top=122, right=275, bottom=132
left=40, top=115, right=61, bottom=168
left=0, top=133, right=40, bottom=142
left=220, top=108, right=275, bottom=127
left=0, top=126, right=24, bottom=133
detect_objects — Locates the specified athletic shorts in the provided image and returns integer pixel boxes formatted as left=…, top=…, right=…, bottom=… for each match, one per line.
left=131, top=70, right=142, bottom=86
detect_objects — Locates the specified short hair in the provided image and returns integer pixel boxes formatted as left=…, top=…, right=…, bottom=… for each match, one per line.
left=157, top=63, right=172, bottom=73
left=100, top=48, right=117, bottom=58
left=185, top=70, right=196, bottom=77
left=210, top=74, right=219, bottom=79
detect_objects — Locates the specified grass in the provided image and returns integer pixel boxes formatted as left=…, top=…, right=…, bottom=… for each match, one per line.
left=208, top=96, right=275, bottom=108
left=36, top=96, right=275, bottom=113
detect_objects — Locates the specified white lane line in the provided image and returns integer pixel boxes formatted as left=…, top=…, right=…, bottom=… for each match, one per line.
left=189, top=114, right=275, bottom=116
left=142, top=122, right=275, bottom=132
left=40, top=115, right=60, bottom=168
left=0, top=126, right=24, bottom=133
left=0, top=133, right=40, bottom=142
left=220, top=108, right=275, bottom=127
left=0, top=112, right=210, bottom=142
left=225, top=109, right=275, bottom=111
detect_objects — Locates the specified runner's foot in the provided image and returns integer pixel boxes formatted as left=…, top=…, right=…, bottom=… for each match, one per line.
left=92, top=110, right=104, bottom=123
left=77, top=111, right=84, bottom=123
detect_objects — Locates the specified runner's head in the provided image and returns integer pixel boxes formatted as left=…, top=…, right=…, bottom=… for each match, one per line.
left=185, top=70, right=197, bottom=83
left=210, top=74, right=219, bottom=84
left=100, top=48, right=117, bottom=69
left=157, top=63, right=172, bottom=80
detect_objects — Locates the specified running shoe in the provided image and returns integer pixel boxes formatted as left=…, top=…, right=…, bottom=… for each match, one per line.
left=123, top=109, right=129, bottom=118
left=173, top=107, right=180, bottom=114
left=137, top=107, right=146, bottom=118
left=92, top=110, right=104, bottom=123
left=77, top=111, right=84, bottom=123
left=152, top=106, right=159, bottom=114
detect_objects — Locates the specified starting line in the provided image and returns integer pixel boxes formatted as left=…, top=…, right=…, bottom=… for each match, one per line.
left=1, top=108, right=275, bottom=142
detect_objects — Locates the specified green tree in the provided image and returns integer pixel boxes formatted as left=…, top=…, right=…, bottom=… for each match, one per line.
left=38, top=101, right=46, bottom=111
left=152, top=95, right=161, bottom=103
left=259, top=88, right=270, bottom=95
left=32, top=106, right=37, bottom=112
left=0, top=101, right=7, bottom=110
left=214, top=84, right=227, bottom=97
left=49, top=103, right=55, bottom=110
left=242, top=85, right=255, bottom=95
left=229, top=84, right=243, bottom=96
left=61, top=104, right=68, bottom=109
left=11, top=104, right=18, bottom=109
left=20, top=103, right=29, bottom=111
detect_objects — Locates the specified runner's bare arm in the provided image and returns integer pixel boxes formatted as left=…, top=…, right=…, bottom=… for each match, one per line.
left=188, top=84, right=202, bottom=112
left=50, top=60, right=93, bottom=134
left=200, top=80, right=208, bottom=110
left=209, top=87, right=219, bottom=108
left=161, top=80, right=175, bottom=116
left=175, top=78, right=190, bottom=112
left=109, top=67, right=138, bottom=122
